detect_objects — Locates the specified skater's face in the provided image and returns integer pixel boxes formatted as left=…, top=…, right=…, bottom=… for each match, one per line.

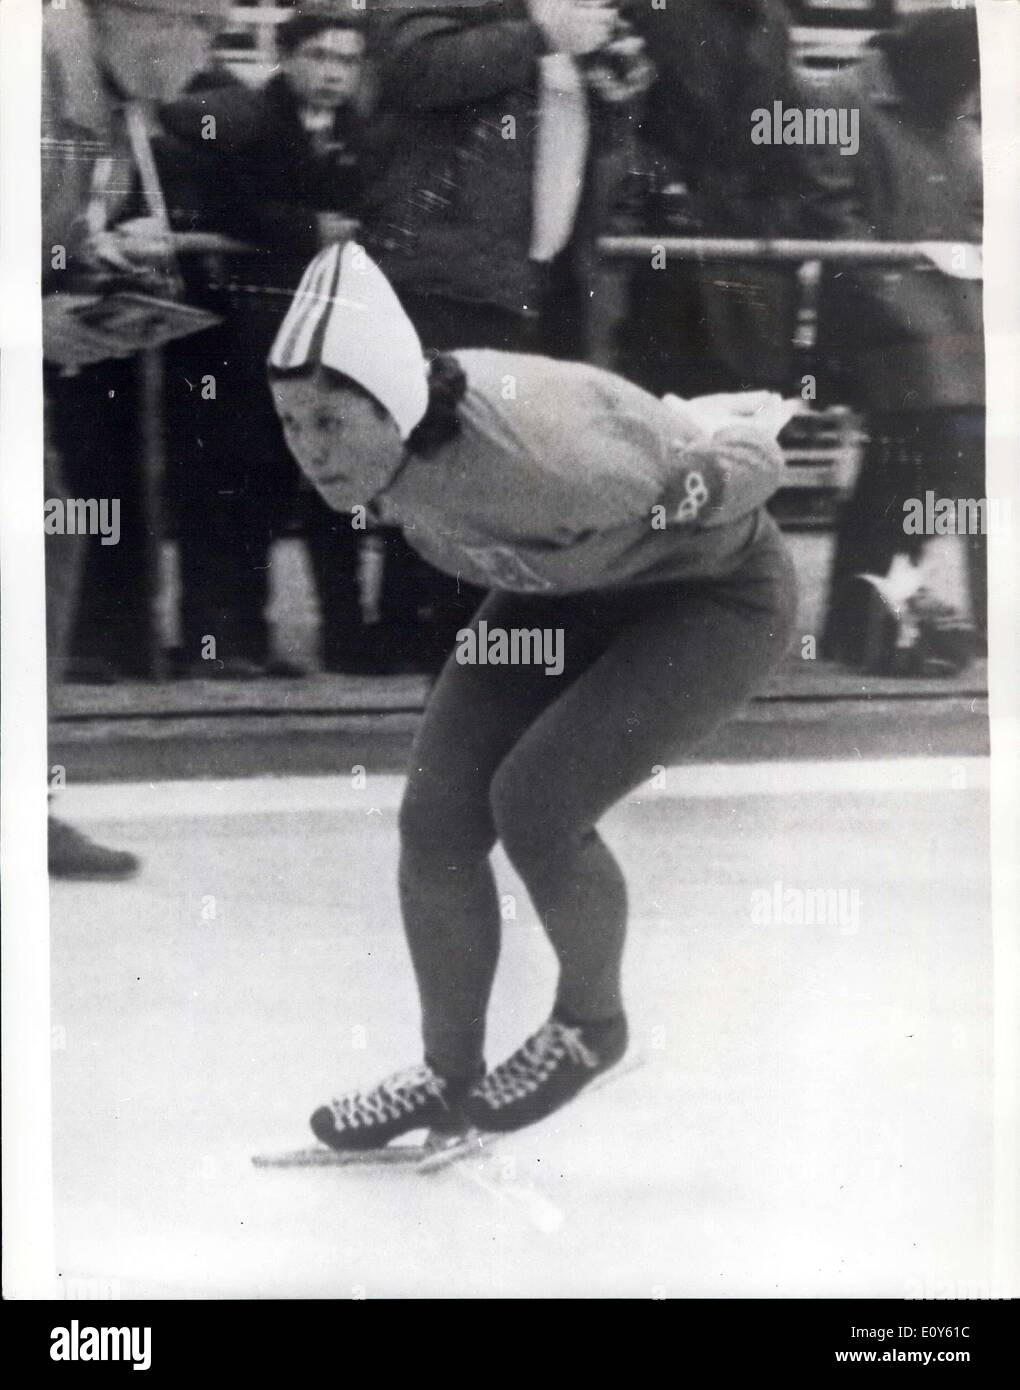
left=272, top=372, right=404, bottom=511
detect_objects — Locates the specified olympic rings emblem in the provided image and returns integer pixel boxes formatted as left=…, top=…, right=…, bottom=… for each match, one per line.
left=673, top=470, right=710, bottom=523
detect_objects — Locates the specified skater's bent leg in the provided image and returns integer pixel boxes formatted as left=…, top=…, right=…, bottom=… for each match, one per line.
left=398, top=594, right=580, bottom=1076
left=397, top=812, right=500, bottom=1081
left=490, top=538, right=798, bottom=1024
left=490, top=789, right=628, bottom=1024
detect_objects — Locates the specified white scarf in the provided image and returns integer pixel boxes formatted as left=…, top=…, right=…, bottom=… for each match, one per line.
left=530, top=54, right=590, bottom=263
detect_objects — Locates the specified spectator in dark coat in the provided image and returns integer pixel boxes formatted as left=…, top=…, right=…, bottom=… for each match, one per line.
left=157, top=6, right=375, bottom=673
left=362, top=0, right=644, bottom=669
left=617, top=0, right=848, bottom=396
left=42, top=0, right=231, bottom=875
left=813, top=6, right=985, bottom=662
left=367, top=0, right=544, bottom=345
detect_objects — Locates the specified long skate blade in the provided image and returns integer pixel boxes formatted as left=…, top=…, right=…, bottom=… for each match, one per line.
left=252, top=1143, right=428, bottom=1169
left=417, top=1050, right=647, bottom=1175
left=416, top=1127, right=489, bottom=1174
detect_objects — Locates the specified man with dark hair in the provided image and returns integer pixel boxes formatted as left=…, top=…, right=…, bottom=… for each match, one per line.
left=278, top=3, right=369, bottom=63
left=157, top=5, right=372, bottom=674
left=160, top=4, right=366, bottom=318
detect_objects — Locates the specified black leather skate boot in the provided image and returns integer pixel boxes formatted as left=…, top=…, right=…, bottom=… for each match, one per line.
left=310, top=1063, right=479, bottom=1152
left=463, top=1013, right=628, bottom=1134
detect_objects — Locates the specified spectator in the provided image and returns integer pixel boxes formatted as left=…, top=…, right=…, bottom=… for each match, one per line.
left=814, top=4, right=985, bottom=665
left=617, top=0, right=840, bottom=396
left=363, top=0, right=644, bottom=670
left=157, top=4, right=373, bottom=674
left=46, top=1, right=235, bottom=682
left=42, top=0, right=231, bottom=875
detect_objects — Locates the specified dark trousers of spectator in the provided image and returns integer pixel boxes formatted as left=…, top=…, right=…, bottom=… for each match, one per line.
left=822, top=408, right=987, bottom=664
left=44, top=383, right=89, bottom=685
left=615, top=263, right=797, bottom=399
left=164, top=322, right=364, bottom=670
left=47, top=359, right=157, bottom=679
left=380, top=291, right=539, bottom=673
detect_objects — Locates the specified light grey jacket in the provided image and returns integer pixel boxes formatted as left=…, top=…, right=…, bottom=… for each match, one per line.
left=376, top=351, right=785, bottom=593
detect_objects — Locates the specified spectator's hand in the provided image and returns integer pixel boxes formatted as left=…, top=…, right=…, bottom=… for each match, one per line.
left=42, top=295, right=137, bottom=370
left=83, top=218, right=176, bottom=276
left=527, top=0, right=618, bottom=57
left=584, top=31, right=655, bottom=104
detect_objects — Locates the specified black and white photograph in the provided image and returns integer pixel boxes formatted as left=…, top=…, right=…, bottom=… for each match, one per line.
left=2, top=0, right=1018, bottom=1341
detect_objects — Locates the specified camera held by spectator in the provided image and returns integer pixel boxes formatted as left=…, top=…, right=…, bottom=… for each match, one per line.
left=581, top=15, right=655, bottom=105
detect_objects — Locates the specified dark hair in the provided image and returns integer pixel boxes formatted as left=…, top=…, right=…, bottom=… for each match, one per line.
left=267, top=352, right=467, bottom=457
left=408, top=352, right=467, bottom=457
left=277, top=8, right=367, bottom=57
left=879, top=10, right=980, bottom=123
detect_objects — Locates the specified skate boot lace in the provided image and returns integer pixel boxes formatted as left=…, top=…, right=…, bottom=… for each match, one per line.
left=329, top=1065, right=446, bottom=1131
left=476, top=1021, right=599, bottom=1109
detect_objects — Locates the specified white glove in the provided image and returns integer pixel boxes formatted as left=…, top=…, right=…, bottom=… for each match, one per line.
left=83, top=218, right=176, bottom=275
left=527, top=0, right=618, bottom=56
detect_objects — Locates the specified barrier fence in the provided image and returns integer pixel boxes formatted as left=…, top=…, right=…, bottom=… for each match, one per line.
left=116, top=236, right=977, bottom=676
left=597, top=237, right=966, bottom=266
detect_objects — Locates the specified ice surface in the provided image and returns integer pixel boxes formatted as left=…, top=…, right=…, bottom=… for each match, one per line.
left=49, top=769, right=993, bottom=1298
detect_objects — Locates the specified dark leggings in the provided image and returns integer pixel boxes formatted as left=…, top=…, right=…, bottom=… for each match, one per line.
left=397, top=524, right=799, bottom=1076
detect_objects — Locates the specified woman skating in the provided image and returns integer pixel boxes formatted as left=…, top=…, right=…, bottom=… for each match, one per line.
left=268, top=243, right=799, bottom=1149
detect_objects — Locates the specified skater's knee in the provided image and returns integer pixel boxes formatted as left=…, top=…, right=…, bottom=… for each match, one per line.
left=399, top=779, right=495, bottom=865
left=489, top=766, right=571, bottom=872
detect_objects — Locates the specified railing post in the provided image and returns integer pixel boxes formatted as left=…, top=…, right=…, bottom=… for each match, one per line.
left=136, top=347, right=166, bottom=680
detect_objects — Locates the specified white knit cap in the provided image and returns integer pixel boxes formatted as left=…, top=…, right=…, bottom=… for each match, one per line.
left=269, top=242, right=429, bottom=440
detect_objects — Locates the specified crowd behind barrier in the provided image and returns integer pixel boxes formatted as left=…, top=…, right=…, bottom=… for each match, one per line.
left=44, top=0, right=985, bottom=689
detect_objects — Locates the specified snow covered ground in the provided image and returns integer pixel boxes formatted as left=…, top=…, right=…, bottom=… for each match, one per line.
left=50, top=758, right=993, bottom=1298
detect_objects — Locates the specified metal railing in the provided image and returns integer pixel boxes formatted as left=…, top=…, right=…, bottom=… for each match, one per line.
left=597, top=237, right=970, bottom=267
left=117, top=235, right=978, bottom=673
left=591, top=235, right=982, bottom=527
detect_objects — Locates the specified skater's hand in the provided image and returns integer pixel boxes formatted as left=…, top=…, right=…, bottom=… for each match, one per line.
left=731, top=392, right=801, bottom=440
left=676, top=391, right=800, bottom=441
